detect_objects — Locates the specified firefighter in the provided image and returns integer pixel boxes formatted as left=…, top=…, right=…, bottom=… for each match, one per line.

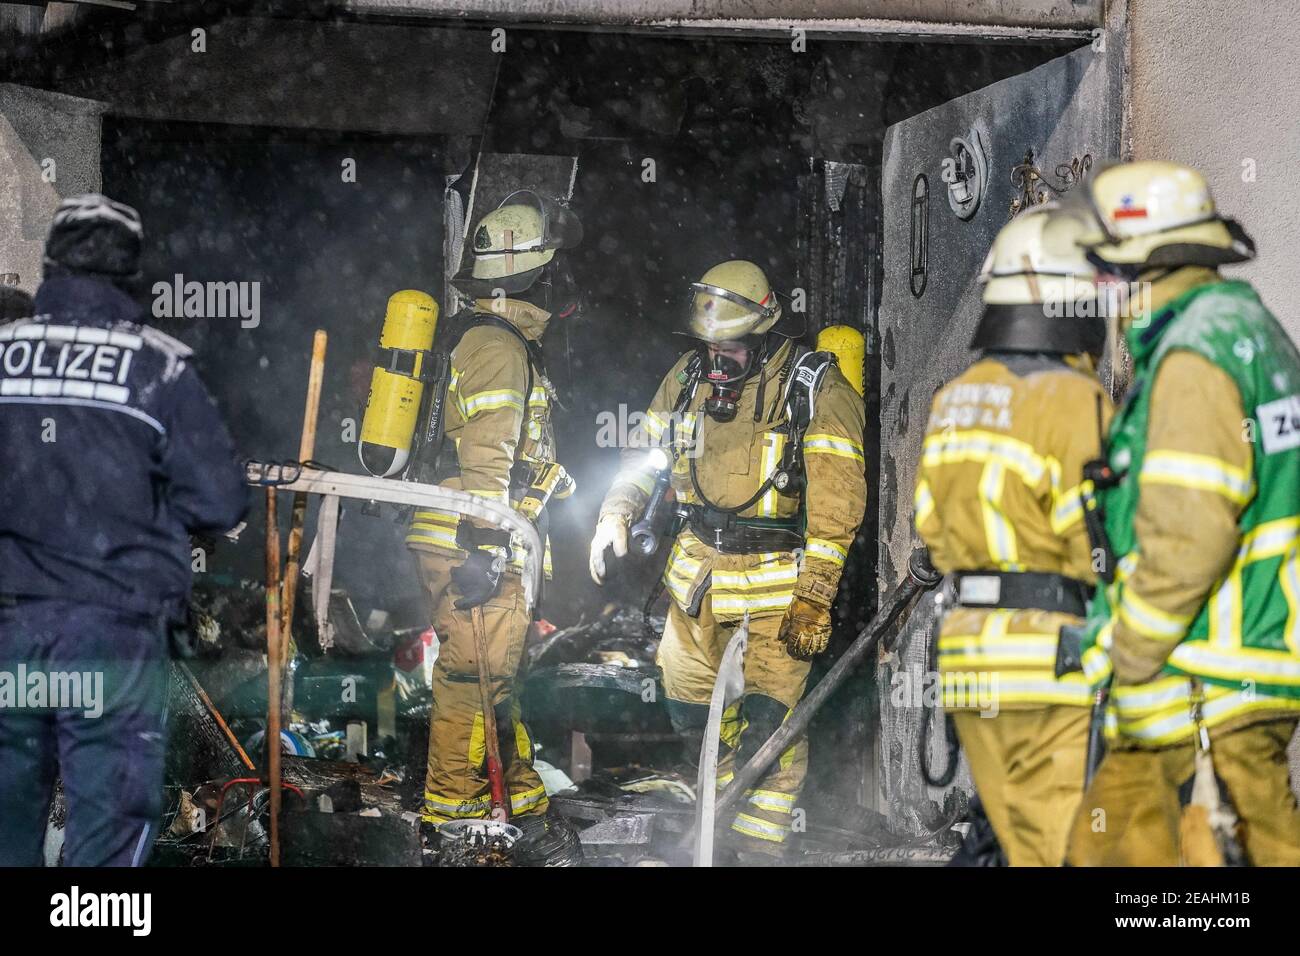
left=912, top=205, right=1111, bottom=866
left=0, top=194, right=248, bottom=866
left=406, top=192, right=581, bottom=830
left=1063, top=161, right=1300, bottom=866
left=589, top=260, right=867, bottom=856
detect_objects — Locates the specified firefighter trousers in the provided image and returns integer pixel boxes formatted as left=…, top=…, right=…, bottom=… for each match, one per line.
left=658, top=593, right=810, bottom=850
left=953, top=706, right=1090, bottom=866
left=416, top=552, right=547, bottom=823
left=1065, top=717, right=1300, bottom=866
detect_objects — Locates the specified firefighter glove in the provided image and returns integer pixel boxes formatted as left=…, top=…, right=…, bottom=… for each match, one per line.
left=779, top=595, right=833, bottom=661
left=589, top=514, right=629, bottom=585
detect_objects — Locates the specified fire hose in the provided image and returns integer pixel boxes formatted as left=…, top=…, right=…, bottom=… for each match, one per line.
left=704, top=547, right=942, bottom=839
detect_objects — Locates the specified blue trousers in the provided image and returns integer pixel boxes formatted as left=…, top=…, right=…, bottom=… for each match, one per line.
left=0, top=599, right=168, bottom=867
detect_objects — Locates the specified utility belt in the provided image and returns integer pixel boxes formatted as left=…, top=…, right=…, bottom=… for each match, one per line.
left=954, top=570, right=1091, bottom=618
left=676, top=504, right=803, bottom=555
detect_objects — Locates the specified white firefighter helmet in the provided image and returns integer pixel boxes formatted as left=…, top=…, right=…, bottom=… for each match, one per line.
left=1072, top=160, right=1255, bottom=270
left=687, top=259, right=783, bottom=344
left=980, top=203, right=1097, bottom=306
left=454, top=190, right=582, bottom=297
left=971, top=204, right=1105, bottom=356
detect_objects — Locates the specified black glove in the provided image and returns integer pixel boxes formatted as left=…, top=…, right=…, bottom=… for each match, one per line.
left=452, top=549, right=504, bottom=610
left=1055, top=624, right=1086, bottom=678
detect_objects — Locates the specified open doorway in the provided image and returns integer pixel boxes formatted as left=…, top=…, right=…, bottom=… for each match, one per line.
left=7, top=7, right=1118, bottom=860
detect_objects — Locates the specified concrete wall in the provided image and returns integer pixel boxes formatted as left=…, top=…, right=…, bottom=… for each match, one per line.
left=0, top=84, right=104, bottom=295
left=1129, top=0, right=1300, bottom=344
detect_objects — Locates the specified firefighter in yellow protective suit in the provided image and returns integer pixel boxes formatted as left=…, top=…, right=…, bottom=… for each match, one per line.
left=913, top=205, right=1112, bottom=865
left=589, top=260, right=868, bottom=855
left=405, top=192, right=582, bottom=828
left=1063, top=162, right=1300, bottom=866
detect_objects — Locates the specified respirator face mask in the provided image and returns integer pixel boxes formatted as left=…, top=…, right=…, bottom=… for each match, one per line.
left=702, top=338, right=763, bottom=423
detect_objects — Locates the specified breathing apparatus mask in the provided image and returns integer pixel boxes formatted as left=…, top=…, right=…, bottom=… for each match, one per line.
left=701, top=335, right=768, bottom=422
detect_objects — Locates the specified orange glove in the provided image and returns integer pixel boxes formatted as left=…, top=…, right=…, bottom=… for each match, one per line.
left=778, top=595, right=833, bottom=661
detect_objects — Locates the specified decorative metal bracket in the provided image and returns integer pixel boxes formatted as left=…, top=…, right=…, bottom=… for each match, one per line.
left=1009, top=150, right=1092, bottom=217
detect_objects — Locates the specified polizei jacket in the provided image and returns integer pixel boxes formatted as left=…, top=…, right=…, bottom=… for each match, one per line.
left=0, top=276, right=248, bottom=618
left=599, top=339, right=867, bottom=620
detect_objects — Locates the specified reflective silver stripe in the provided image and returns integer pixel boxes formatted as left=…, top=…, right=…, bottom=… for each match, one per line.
left=1169, top=643, right=1300, bottom=685
left=0, top=395, right=163, bottom=434
left=130, top=823, right=154, bottom=867
left=1139, top=450, right=1254, bottom=503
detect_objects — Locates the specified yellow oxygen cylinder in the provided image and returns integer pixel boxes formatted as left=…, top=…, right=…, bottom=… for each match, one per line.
left=816, top=325, right=866, bottom=398
left=359, top=290, right=439, bottom=477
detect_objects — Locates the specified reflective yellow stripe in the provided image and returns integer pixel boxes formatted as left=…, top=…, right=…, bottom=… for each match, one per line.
left=1082, top=641, right=1113, bottom=684
left=712, top=564, right=800, bottom=588
left=922, top=428, right=1048, bottom=487
left=1118, top=588, right=1191, bottom=641
left=1112, top=680, right=1300, bottom=745
left=758, top=432, right=784, bottom=516
left=412, top=508, right=459, bottom=526
left=663, top=541, right=704, bottom=607
left=642, top=410, right=668, bottom=441
left=979, top=461, right=1020, bottom=570
left=746, top=789, right=796, bottom=814
left=803, top=433, right=865, bottom=464
left=941, top=674, right=1091, bottom=708
left=1207, top=566, right=1243, bottom=648
left=805, top=537, right=847, bottom=566
left=731, top=811, right=789, bottom=843
left=510, top=785, right=548, bottom=814
left=712, top=592, right=795, bottom=615
left=938, top=633, right=1058, bottom=668
left=914, top=479, right=935, bottom=530
left=1168, top=642, right=1300, bottom=687
left=1139, top=449, right=1254, bottom=505
left=1051, top=481, right=1087, bottom=534
left=423, top=791, right=492, bottom=820
left=1239, top=516, right=1300, bottom=563
left=461, top=387, right=525, bottom=418
left=405, top=523, right=462, bottom=550
left=1283, top=544, right=1300, bottom=657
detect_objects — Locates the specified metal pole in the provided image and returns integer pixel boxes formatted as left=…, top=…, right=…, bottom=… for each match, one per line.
left=710, top=548, right=940, bottom=831
left=264, top=486, right=283, bottom=867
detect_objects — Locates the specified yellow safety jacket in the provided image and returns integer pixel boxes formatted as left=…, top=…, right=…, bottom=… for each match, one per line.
left=405, top=298, right=565, bottom=576
left=914, top=352, right=1113, bottom=710
left=600, top=339, right=867, bottom=620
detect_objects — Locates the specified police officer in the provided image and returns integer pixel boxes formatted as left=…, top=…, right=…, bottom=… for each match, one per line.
left=1065, top=162, right=1300, bottom=866
left=590, top=260, right=867, bottom=856
left=913, top=205, right=1111, bottom=866
left=405, top=192, right=581, bottom=831
left=0, top=194, right=248, bottom=866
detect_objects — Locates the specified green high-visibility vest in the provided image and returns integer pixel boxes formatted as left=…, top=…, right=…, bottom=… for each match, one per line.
left=1087, top=280, right=1300, bottom=701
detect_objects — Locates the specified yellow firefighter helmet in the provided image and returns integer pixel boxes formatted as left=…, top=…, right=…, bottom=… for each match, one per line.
left=972, top=204, right=1104, bottom=356
left=1073, top=160, right=1255, bottom=270
left=454, top=190, right=583, bottom=297
left=687, top=259, right=783, bottom=343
